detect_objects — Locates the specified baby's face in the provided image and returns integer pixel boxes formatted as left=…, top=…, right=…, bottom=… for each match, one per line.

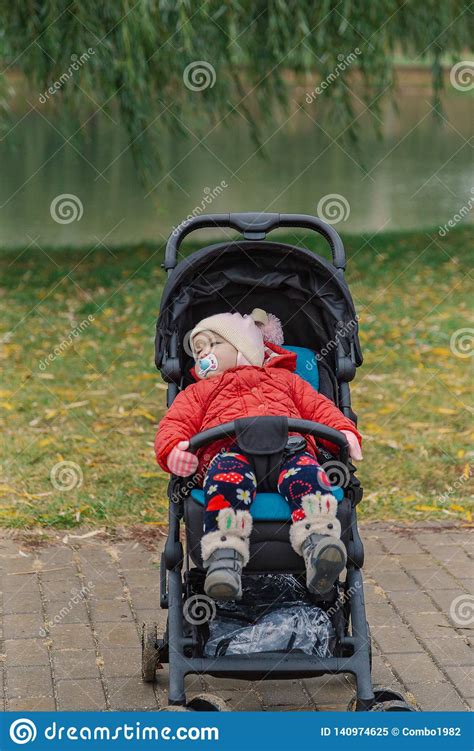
left=192, top=330, right=238, bottom=379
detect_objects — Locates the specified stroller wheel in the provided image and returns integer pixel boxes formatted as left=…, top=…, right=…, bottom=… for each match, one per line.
left=141, top=622, right=160, bottom=683
left=370, top=700, right=417, bottom=712
left=186, top=693, right=230, bottom=712
left=347, top=687, right=408, bottom=712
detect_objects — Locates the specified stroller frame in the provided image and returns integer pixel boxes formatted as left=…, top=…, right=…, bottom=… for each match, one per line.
left=149, top=213, right=404, bottom=712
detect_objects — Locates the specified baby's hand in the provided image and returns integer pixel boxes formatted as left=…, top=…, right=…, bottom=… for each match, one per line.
left=341, top=430, right=363, bottom=461
left=167, top=440, right=199, bottom=477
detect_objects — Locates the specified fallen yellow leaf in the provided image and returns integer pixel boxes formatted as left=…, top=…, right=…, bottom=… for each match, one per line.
left=415, top=504, right=440, bottom=512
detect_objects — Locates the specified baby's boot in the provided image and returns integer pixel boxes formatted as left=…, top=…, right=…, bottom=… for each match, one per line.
left=290, top=494, right=347, bottom=597
left=201, top=508, right=252, bottom=601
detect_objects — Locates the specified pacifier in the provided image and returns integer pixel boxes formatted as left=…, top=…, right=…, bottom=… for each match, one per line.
left=197, top=353, right=219, bottom=378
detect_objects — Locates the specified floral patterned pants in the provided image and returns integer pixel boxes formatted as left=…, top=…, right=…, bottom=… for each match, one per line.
left=202, top=443, right=337, bottom=533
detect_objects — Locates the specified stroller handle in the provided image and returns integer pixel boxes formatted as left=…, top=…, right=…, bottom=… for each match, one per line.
left=187, top=417, right=350, bottom=465
left=164, top=212, right=346, bottom=271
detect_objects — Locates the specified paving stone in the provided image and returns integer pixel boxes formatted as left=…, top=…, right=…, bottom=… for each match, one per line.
left=42, top=580, right=86, bottom=601
left=1, top=573, right=39, bottom=592
left=107, top=676, right=159, bottom=710
left=2, top=589, right=43, bottom=614
left=50, top=623, right=95, bottom=650
left=3, top=613, right=45, bottom=640
left=365, top=554, right=401, bottom=572
left=8, top=696, right=56, bottom=711
left=88, top=599, right=133, bottom=622
left=372, top=626, right=423, bottom=654
left=303, top=674, right=353, bottom=707
left=365, top=603, right=404, bottom=629
left=388, top=590, right=436, bottom=614
left=44, top=600, right=89, bottom=626
left=424, top=636, right=473, bottom=667
left=5, top=638, right=50, bottom=667
left=96, top=622, right=140, bottom=649
left=88, top=581, right=126, bottom=600
left=442, top=666, right=474, bottom=696
left=404, top=611, right=454, bottom=639
left=7, top=665, right=53, bottom=699
left=53, top=649, right=102, bottom=680
left=372, top=569, right=419, bottom=592
left=204, top=687, right=263, bottom=711
left=410, top=567, right=460, bottom=590
left=403, top=681, right=468, bottom=712
left=56, top=678, right=106, bottom=710
left=456, top=578, right=474, bottom=595
left=424, top=588, right=467, bottom=615
left=258, top=678, right=312, bottom=709
left=40, top=566, right=77, bottom=582
left=101, top=647, right=142, bottom=678
left=388, top=652, right=447, bottom=684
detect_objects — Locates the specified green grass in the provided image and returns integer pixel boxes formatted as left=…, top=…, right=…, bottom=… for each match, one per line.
left=0, top=226, right=472, bottom=529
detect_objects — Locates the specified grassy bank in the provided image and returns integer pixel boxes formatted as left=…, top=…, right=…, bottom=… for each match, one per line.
left=0, top=226, right=472, bottom=528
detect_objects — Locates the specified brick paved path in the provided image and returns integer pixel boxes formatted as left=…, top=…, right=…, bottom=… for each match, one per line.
left=0, top=522, right=472, bottom=712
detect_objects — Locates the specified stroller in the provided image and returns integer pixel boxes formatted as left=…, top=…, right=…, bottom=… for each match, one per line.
left=146, top=212, right=414, bottom=712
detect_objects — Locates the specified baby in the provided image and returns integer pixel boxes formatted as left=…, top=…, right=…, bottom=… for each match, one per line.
left=155, top=308, right=362, bottom=601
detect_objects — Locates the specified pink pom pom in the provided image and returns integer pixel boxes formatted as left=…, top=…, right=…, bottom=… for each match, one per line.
left=262, top=313, right=284, bottom=345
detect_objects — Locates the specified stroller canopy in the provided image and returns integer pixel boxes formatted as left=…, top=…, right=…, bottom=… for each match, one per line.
left=155, top=239, right=362, bottom=385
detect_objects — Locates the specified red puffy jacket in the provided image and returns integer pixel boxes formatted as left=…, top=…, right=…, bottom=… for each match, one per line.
left=155, top=342, right=361, bottom=476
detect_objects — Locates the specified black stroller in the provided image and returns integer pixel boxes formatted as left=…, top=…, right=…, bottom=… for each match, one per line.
left=146, top=213, right=414, bottom=712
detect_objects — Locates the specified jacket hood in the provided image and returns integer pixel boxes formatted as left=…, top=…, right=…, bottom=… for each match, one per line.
left=189, top=341, right=296, bottom=382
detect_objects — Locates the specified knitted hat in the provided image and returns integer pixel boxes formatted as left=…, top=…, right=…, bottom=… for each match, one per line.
left=190, top=308, right=284, bottom=367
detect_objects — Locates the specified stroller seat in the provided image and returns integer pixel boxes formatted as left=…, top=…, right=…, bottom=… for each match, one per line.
left=186, top=342, right=346, bottom=571
left=190, top=486, right=343, bottom=522
left=189, top=343, right=343, bottom=521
